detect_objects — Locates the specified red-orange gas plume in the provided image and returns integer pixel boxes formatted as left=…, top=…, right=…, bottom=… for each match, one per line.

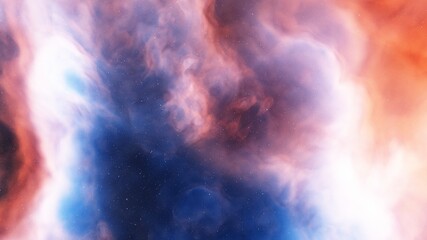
left=334, top=1, right=427, bottom=238
left=0, top=1, right=43, bottom=236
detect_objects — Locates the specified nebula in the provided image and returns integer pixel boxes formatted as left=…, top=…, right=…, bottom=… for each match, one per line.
left=0, top=0, right=426, bottom=239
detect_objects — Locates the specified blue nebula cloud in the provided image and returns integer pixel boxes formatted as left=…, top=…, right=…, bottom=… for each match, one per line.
left=86, top=62, right=300, bottom=239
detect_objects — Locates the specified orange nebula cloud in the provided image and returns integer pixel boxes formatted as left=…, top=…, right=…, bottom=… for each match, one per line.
left=0, top=3, right=44, bottom=236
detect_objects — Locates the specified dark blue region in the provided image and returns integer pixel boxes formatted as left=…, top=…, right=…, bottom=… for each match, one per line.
left=90, top=62, right=298, bottom=240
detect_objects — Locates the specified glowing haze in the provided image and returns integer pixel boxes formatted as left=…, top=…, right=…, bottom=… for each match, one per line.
left=0, top=0, right=425, bottom=239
